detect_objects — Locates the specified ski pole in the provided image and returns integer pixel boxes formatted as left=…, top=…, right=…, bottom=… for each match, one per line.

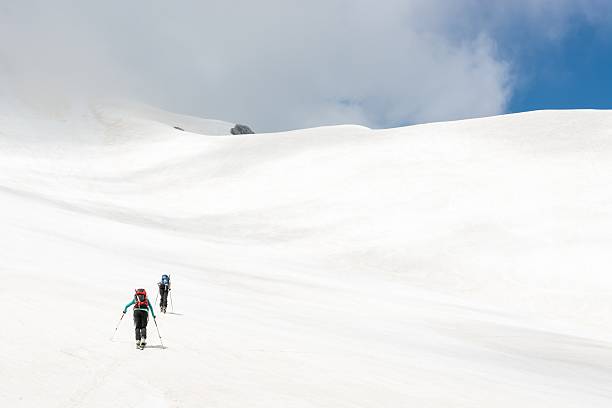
left=169, top=290, right=174, bottom=312
left=111, top=312, right=126, bottom=341
left=154, top=291, right=159, bottom=310
left=153, top=316, right=164, bottom=348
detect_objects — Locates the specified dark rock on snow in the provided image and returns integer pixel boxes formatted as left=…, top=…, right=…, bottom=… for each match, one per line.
left=230, top=124, right=255, bottom=135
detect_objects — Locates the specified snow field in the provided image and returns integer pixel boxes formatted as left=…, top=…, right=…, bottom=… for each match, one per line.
left=1, top=103, right=612, bottom=406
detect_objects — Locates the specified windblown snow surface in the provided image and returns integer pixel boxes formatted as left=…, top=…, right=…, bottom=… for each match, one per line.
left=1, top=101, right=612, bottom=407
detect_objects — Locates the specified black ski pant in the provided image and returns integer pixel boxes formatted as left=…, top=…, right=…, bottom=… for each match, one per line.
left=159, top=286, right=169, bottom=308
left=133, top=309, right=148, bottom=340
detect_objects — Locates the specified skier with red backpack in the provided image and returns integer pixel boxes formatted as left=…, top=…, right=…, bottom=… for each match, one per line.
left=123, top=288, right=156, bottom=349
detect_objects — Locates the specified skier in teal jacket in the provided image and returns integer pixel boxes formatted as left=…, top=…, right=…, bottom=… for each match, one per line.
left=123, top=288, right=156, bottom=347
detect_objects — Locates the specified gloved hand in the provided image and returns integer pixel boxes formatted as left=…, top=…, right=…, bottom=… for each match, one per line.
left=122, top=310, right=126, bottom=314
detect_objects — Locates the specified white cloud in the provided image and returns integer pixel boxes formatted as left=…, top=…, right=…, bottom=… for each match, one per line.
left=0, top=0, right=609, bottom=131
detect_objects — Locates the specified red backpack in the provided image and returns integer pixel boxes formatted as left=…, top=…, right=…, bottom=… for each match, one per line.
left=134, top=288, right=149, bottom=309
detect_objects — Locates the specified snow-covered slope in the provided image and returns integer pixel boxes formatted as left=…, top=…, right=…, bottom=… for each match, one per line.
left=0, top=98, right=234, bottom=144
left=2, top=103, right=612, bottom=407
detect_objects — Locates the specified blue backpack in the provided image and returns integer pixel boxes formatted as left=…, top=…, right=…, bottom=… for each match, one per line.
left=161, top=274, right=170, bottom=286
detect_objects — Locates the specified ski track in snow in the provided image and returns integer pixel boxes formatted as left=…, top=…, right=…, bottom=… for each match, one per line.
left=1, top=102, right=612, bottom=407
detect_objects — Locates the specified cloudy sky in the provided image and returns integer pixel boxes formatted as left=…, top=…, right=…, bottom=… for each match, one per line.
left=1, top=0, right=611, bottom=132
